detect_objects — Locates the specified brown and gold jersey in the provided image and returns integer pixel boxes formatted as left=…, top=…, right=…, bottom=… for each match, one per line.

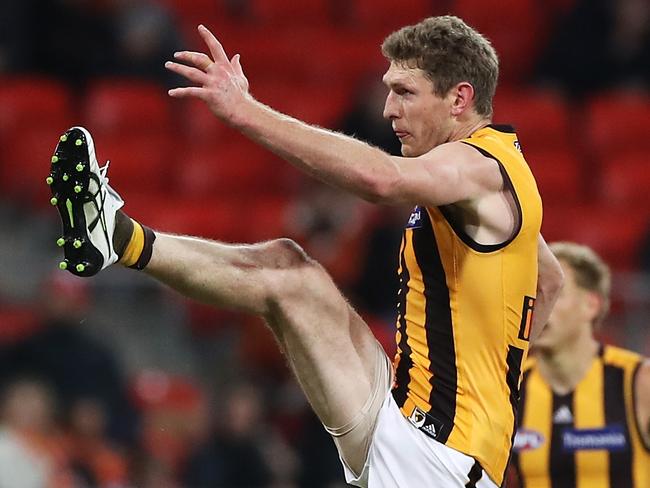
left=392, top=125, right=542, bottom=485
left=511, top=345, right=650, bottom=488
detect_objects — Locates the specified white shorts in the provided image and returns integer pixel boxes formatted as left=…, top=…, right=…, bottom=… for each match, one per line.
left=342, top=394, right=499, bottom=488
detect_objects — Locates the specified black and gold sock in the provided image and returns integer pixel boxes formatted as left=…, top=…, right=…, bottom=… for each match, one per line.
left=113, top=210, right=156, bottom=270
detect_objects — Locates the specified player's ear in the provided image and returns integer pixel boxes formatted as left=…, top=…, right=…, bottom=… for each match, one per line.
left=450, top=82, right=474, bottom=116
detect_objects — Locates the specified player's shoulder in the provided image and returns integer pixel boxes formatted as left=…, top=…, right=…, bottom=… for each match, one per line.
left=424, top=140, right=499, bottom=171
left=634, top=358, right=650, bottom=387
left=603, top=343, right=645, bottom=368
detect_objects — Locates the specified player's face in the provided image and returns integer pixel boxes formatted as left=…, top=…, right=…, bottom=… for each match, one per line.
left=382, top=62, right=453, bottom=157
left=535, top=261, right=598, bottom=352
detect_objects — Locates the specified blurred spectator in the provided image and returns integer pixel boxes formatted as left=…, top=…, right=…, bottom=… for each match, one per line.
left=295, top=411, right=348, bottom=488
left=535, top=0, right=650, bottom=97
left=132, top=370, right=209, bottom=482
left=183, top=381, right=295, bottom=487
left=0, top=0, right=31, bottom=72
left=25, top=0, right=183, bottom=89
left=0, top=272, right=138, bottom=448
left=351, top=207, right=405, bottom=322
left=640, top=225, right=650, bottom=274
left=112, top=0, right=185, bottom=88
left=287, top=180, right=371, bottom=290
left=64, top=398, right=129, bottom=487
left=33, top=0, right=117, bottom=89
left=0, top=378, right=74, bottom=488
left=339, top=74, right=401, bottom=156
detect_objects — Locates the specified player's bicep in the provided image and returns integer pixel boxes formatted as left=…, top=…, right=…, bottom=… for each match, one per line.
left=385, top=143, right=502, bottom=207
left=390, top=157, right=465, bottom=205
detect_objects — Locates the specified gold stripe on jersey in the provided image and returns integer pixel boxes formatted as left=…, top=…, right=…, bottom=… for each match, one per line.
left=513, top=345, right=650, bottom=487
left=518, top=368, right=553, bottom=488
left=392, top=124, right=542, bottom=485
left=574, top=355, right=608, bottom=488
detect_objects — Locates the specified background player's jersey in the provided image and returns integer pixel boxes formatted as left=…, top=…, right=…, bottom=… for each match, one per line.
left=392, top=125, right=542, bottom=485
left=512, top=345, right=650, bottom=487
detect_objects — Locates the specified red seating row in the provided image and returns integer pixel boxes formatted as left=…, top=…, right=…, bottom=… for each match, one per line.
left=169, top=0, right=575, bottom=84
left=0, top=76, right=648, bottom=269
left=542, top=203, right=650, bottom=271
left=164, top=0, right=436, bottom=29
left=5, top=77, right=646, bottom=155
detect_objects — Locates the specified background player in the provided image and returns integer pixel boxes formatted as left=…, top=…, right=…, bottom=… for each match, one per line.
left=48, top=16, right=564, bottom=487
left=509, top=241, right=650, bottom=487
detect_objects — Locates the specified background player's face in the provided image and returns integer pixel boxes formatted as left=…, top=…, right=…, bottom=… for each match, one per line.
left=534, top=261, right=600, bottom=352
left=382, top=62, right=453, bottom=157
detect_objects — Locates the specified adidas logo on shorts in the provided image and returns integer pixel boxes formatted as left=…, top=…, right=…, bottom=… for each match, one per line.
left=408, top=406, right=444, bottom=441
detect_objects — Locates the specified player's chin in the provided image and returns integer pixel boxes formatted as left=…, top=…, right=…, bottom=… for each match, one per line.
left=532, top=331, right=555, bottom=351
left=400, top=142, right=421, bottom=158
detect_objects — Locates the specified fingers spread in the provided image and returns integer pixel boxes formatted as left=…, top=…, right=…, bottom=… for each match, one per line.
left=168, top=87, right=207, bottom=100
left=231, top=54, right=244, bottom=77
left=198, top=25, right=230, bottom=65
left=173, top=51, right=213, bottom=71
left=165, top=61, right=209, bottom=85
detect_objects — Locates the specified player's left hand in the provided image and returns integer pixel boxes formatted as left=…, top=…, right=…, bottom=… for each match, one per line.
left=165, top=24, right=250, bottom=123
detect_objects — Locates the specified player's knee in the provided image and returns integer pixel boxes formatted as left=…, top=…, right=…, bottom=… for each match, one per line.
left=263, top=238, right=313, bottom=269
left=261, top=239, right=328, bottom=304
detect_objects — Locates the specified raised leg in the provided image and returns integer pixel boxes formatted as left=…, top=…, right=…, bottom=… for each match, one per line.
left=146, top=234, right=388, bottom=472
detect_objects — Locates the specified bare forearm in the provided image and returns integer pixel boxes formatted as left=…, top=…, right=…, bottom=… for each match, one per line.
left=233, top=98, right=400, bottom=201
left=530, top=235, right=564, bottom=342
left=530, top=283, right=557, bottom=342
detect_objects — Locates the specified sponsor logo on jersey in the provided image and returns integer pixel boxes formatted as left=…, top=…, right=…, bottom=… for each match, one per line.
left=513, top=429, right=545, bottom=451
left=561, top=425, right=628, bottom=452
left=406, top=207, right=423, bottom=229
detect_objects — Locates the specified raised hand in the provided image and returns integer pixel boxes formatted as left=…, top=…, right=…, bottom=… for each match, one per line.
left=165, top=25, right=250, bottom=123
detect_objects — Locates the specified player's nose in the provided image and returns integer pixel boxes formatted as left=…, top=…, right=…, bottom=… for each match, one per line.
left=383, top=91, right=400, bottom=120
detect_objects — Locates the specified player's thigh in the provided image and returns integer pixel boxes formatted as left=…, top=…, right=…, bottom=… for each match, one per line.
left=266, top=263, right=384, bottom=429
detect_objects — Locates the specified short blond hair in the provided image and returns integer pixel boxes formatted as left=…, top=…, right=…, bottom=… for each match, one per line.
left=550, top=242, right=611, bottom=328
left=381, top=16, right=499, bottom=117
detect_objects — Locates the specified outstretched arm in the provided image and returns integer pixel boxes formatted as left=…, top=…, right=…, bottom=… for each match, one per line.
left=530, top=235, right=564, bottom=342
left=165, top=25, right=501, bottom=207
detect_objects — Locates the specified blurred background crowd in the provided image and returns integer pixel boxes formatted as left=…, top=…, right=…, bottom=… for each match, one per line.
left=0, top=0, right=648, bottom=486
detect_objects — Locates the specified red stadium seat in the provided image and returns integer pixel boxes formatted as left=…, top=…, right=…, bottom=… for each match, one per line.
left=245, top=195, right=291, bottom=241
left=252, top=79, right=353, bottom=127
left=126, top=194, right=246, bottom=242
left=180, top=99, right=230, bottom=144
left=525, top=149, right=584, bottom=204
left=351, top=0, right=434, bottom=28
left=251, top=0, right=334, bottom=25
left=175, top=137, right=297, bottom=199
left=83, top=80, right=174, bottom=139
left=454, top=0, right=548, bottom=84
left=160, top=0, right=224, bottom=28
left=493, top=89, right=572, bottom=152
left=217, top=25, right=362, bottom=85
left=89, top=133, right=174, bottom=198
left=585, top=91, right=650, bottom=157
left=0, top=305, right=40, bottom=345
left=598, top=152, right=650, bottom=208
left=1, top=126, right=66, bottom=207
left=542, top=203, right=649, bottom=270
left=0, top=77, right=73, bottom=135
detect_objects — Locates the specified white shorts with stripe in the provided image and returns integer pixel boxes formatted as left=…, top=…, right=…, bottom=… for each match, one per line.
left=342, top=393, right=499, bottom=488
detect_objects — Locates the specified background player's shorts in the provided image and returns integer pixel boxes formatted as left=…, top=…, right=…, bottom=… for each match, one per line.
left=343, top=393, right=499, bottom=488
